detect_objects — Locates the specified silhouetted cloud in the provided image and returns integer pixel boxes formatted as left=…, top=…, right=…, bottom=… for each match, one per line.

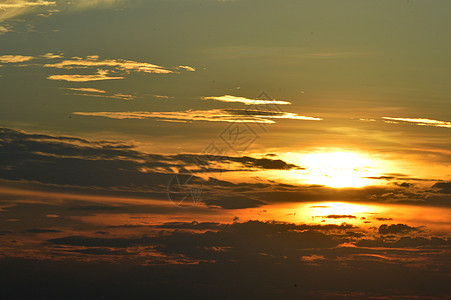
left=433, top=181, right=451, bottom=194
left=378, top=224, right=418, bottom=235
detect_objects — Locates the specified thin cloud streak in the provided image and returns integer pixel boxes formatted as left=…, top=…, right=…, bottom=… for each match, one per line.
left=66, top=87, right=106, bottom=93
left=44, top=55, right=175, bottom=74
left=48, top=70, right=124, bottom=82
left=383, top=117, right=451, bottom=129
left=72, top=109, right=322, bottom=123
left=203, top=95, right=291, bottom=105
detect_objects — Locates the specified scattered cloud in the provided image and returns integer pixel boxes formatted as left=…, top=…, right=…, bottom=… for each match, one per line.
left=44, top=55, right=175, bottom=74
left=0, top=54, right=34, bottom=63
left=66, top=87, right=106, bottom=93
left=48, top=69, right=124, bottom=82
left=378, top=224, right=418, bottom=235
left=177, top=65, right=195, bottom=72
left=152, top=94, right=174, bottom=99
left=41, top=52, right=63, bottom=59
left=383, top=117, right=451, bottom=129
left=203, top=95, right=291, bottom=105
left=72, top=109, right=322, bottom=123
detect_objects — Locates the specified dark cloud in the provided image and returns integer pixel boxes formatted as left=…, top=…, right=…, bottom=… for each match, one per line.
left=68, top=205, right=126, bottom=212
left=323, top=215, right=357, bottom=219
left=1, top=219, right=448, bottom=299
left=378, top=224, right=419, bottom=235
left=0, top=127, right=301, bottom=199
left=433, top=181, right=451, bottom=194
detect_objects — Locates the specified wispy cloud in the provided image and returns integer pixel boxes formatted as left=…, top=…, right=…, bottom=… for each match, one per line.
left=44, top=55, right=174, bottom=74
left=66, top=87, right=106, bottom=93
left=48, top=69, right=124, bottom=82
left=72, top=93, right=135, bottom=100
left=383, top=117, right=451, bottom=129
left=72, top=109, right=322, bottom=123
left=65, top=87, right=135, bottom=100
left=177, top=65, right=195, bottom=72
left=152, top=94, right=174, bottom=99
left=0, top=1, right=55, bottom=9
left=203, top=95, right=291, bottom=105
left=0, top=54, right=34, bottom=63
left=66, top=0, right=126, bottom=10
left=0, top=1, right=56, bottom=23
left=40, top=52, right=63, bottom=59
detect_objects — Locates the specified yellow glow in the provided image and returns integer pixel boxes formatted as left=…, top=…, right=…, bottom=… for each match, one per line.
left=308, top=202, right=376, bottom=216
left=295, top=151, right=382, bottom=188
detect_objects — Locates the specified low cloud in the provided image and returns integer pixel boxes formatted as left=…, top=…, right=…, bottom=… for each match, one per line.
left=378, top=224, right=418, bottom=235
left=203, top=95, right=291, bottom=105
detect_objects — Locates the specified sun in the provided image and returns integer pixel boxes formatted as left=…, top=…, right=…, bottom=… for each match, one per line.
left=294, top=151, right=381, bottom=188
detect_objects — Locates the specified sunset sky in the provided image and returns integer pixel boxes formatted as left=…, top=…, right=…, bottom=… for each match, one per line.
left=0, top=1, right=450, bottom=299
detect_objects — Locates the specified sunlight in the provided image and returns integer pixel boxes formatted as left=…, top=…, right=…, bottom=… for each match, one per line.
left=295, top=151, right=382, bottom=188
left=307, top=202, right=378, bottom=216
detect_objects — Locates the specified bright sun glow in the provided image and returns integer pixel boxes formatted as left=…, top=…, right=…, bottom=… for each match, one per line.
left=295, top=151, right=382, bottom=188
left=308, top=202, right=378, bottom=216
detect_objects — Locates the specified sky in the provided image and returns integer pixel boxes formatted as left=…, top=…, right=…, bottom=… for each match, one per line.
left=0, top=1, right=450, bottom=299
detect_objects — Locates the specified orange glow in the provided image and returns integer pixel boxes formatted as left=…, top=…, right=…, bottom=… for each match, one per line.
left=288, top=151, right=384, bottom=188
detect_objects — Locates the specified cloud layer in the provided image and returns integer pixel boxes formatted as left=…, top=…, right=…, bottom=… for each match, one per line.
left=203, top=95, right=291, bottom=105
left=73, top=109, right=322, bottom=123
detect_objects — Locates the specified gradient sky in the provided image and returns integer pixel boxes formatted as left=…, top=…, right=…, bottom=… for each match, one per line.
left=0, top=1, right=450, bottom=299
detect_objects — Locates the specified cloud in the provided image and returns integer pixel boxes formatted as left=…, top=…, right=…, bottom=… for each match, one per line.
left=68, top=92, right=135, bottom=100
left=433, top=181, right=451, bottom=194
left=0, top=1, right=56, bottom=23
left=66, top=87, right=106, bottom=93
left=383, top=117, right=451, bottom=129
left=0, top=54, right=34, bottom=63
left=378, top=224, right=418, bottom=235
left=48, top=69, right=124, bottom=82
left=24, top=228, right=62, bottom=234
left=66, top=0, right=126, bottom=10
left=177, top=65, right=195, bottom=72
left=0, top=1, right=55, bottom=9
left=0, top=127, right=302, bottom=199
left=72, top=109, right=322, bottom=124
left=202, top=95, right=291, bottom=105
left=44, top=55, right=174, bottom=74
left=40, top=52, right=64, bottom=59
left=322, top=215, right=357, bottom=219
